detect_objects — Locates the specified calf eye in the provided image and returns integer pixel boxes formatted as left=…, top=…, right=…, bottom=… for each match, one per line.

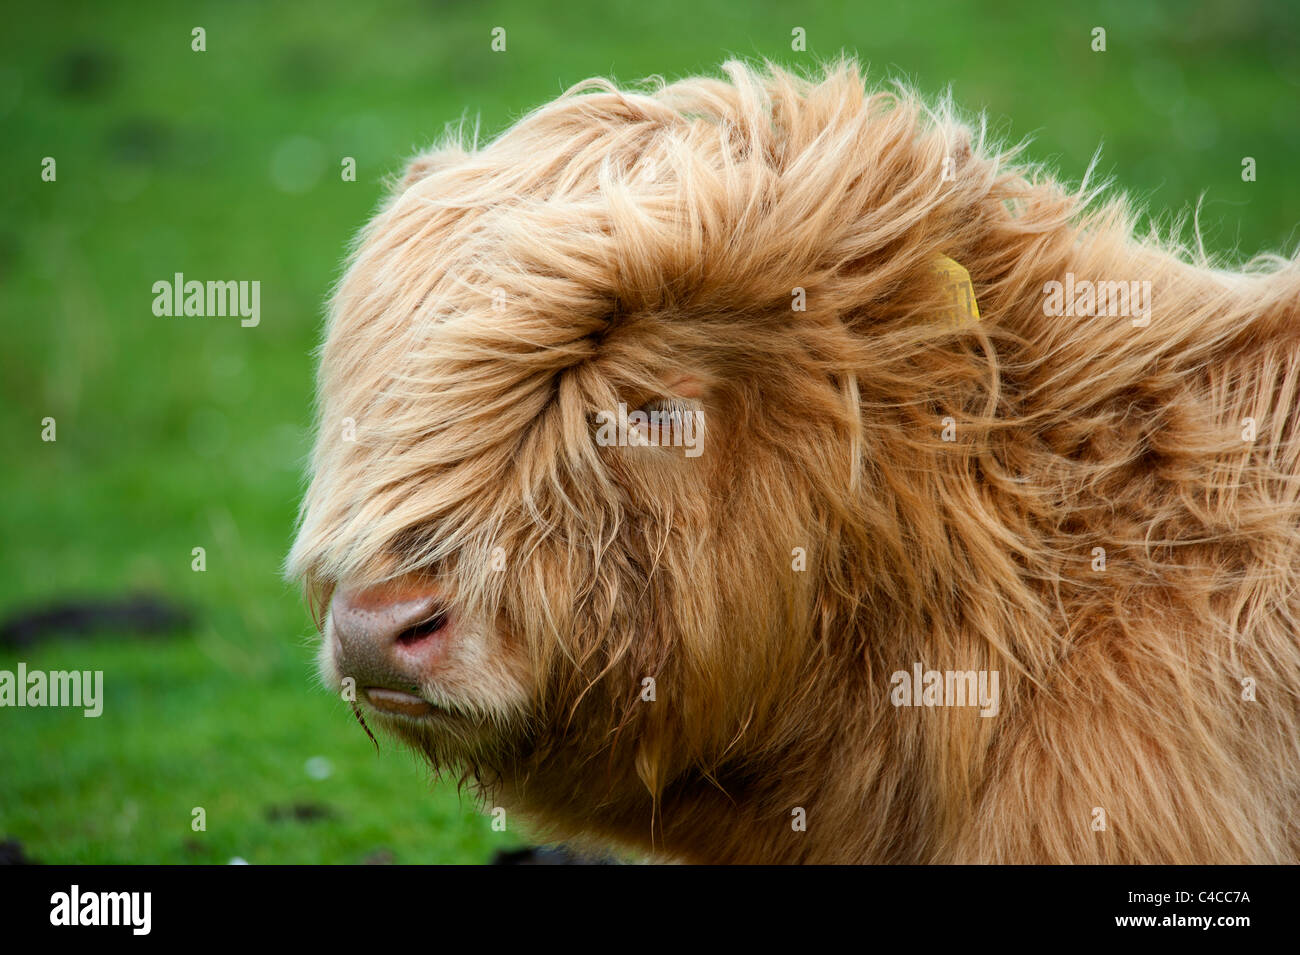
left=592, top=398, right=705, bottom=456
left=631, top=399, right=703, bottom=452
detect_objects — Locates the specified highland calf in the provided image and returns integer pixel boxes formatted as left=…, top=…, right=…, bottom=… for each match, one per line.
left=289, top=60, right=1300, bottom=863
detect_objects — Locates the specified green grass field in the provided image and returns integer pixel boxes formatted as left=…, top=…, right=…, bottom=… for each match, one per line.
left=1, top=0, right=1297, bottom=863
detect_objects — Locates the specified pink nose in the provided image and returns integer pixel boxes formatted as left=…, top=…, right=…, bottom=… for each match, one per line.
left=329, top=583, right=451, bottom=712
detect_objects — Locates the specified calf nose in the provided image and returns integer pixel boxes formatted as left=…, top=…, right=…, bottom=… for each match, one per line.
left=329, top=583, right=452, bottom=697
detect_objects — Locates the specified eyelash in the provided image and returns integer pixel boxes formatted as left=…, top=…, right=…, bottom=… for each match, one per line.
left=639, top=399, right=694, bottom=421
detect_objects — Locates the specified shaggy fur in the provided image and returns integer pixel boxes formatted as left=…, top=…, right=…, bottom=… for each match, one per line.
left=288, top=59, right=1300, bottom=863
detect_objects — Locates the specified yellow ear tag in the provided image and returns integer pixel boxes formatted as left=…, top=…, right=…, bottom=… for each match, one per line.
left=933, top=255, right=980, bottom=326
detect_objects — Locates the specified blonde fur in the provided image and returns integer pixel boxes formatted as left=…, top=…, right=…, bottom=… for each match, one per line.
left=289, top=59, right=1300, bottom=863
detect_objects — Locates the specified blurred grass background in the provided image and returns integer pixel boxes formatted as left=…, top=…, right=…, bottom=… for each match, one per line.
left=0, top=0, right=1297, bottom=863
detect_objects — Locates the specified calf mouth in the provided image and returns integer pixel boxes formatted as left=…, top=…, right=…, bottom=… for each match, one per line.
left=362, top=686, right=437, bottom=718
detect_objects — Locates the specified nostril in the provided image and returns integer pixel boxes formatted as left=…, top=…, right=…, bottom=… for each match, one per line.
left=395, top=610, right=448, bottom=647
left=329, top=585, right=449, bottom=654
